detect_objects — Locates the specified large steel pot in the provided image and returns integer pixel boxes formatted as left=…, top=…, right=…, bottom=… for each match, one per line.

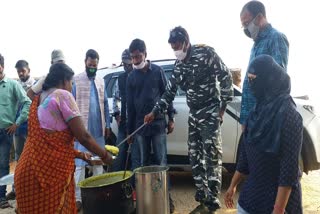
left=135, top=165, right=170, bottom=214
left=78, top=171, right=134, bottom=214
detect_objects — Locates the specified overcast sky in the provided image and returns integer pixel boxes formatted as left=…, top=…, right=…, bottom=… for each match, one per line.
left=1, top=0, right=319, bottom=100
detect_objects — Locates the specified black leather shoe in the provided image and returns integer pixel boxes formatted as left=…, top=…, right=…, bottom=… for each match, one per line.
left=5, top=191, right=15, bottom=200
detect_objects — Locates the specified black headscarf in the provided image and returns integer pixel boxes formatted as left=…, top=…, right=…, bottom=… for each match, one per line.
left=245, top=54, right=295, bottom=154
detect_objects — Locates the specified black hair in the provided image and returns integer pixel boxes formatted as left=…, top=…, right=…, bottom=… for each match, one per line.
left=0, top=54, right=4, bottom=67
left=242, top=1, right=266, bottom=18
left=85, top=49, right=99, bottom=61
left=168, top=26, right=190, bottom=44
left=15, top=60, right=29, bottom=69
left=42, top=63, right=74, bottom=91
left=129, top=39, right=146, bottom=54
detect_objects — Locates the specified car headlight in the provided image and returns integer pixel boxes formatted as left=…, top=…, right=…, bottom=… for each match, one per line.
left=303, top=105, right=319, bottom=116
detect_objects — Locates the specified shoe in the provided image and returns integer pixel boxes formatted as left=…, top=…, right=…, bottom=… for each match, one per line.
left=189, top=203, right=206, bottom=214
left=76, top=201, right=82, bottom=212
left=169, top=194, right=175, bottom=213
left=203, top=201, right=220, bottom=214
left=132, top=190, right=136, bottom=201
left=5, top=191, right=16, bottom=200
left=206, top=208, right=217, bottom=214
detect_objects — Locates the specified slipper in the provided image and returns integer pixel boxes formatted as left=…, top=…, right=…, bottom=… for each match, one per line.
left=0, top=200, right=12, bottom=209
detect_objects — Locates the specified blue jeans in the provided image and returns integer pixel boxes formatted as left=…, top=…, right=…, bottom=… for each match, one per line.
left=131, top=133, right=167, bottom=171
left=130, top=133, right=168, bottom=189
left=112, top=128, right=129, bottom=171
left=14, top=133, right=27, bottom=161
left=0, top=129, right=13, bottom=199
left=237, top=203, right=250, bottom=214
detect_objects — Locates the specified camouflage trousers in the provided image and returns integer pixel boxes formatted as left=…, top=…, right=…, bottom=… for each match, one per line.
left=188, top=108, right=222, bottom=210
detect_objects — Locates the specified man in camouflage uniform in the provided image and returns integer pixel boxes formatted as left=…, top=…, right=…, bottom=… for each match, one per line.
left=144, top=26, right=233, bottom=213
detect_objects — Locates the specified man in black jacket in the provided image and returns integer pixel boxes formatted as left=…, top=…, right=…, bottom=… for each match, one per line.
left=112, top=49, right=133, bottom=171
left=126, top=39, right=175, bottom=213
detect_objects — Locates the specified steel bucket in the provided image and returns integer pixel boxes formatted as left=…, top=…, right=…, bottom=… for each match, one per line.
left=135, top=165, right=169, bottom=214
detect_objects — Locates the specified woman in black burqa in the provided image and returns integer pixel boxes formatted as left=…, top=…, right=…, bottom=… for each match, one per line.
left=224, top=54, right=303, bottom=214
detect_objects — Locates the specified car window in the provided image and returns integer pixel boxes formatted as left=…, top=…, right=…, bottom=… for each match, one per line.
left=105, top=71, right=186, bottom=98
left=105, top=73, right=120, bottom=98
left=106, top=71, right=241, bottom=98
left=108, top=77, right=118, bottom=98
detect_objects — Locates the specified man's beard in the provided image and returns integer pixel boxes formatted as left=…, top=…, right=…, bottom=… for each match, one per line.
left=20, top=75, right=30, bottom=82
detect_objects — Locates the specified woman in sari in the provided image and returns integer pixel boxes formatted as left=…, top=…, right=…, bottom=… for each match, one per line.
left=14, top=63, right=113, bottom=213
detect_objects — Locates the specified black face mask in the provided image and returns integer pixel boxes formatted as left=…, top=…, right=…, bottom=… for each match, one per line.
left=123, top=63, right=133, bottom=73
left=249, top=76, right=265, bottom=99
left=86, top=67, right=97, bottom=78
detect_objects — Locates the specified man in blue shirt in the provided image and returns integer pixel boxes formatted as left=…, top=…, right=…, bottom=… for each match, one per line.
left=240, top=0, right=289, bottom=128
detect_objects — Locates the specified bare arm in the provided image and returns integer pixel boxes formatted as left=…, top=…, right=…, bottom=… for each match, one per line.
left=28, top=76, right=46, bottom=100
left=225, top=135, right=248, bottom=208
left=27, top=88, right=36, bottom=100
left=229, top=171, right=246, bottom=190
left=272, top=187, right=292, bottom=214
left=67, top=116, right=112, bottom=164
left=224, top=171, right=246, bottom=208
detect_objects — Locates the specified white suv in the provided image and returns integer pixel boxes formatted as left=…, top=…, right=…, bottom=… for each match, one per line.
left=97, top=59, right=320, bottom=173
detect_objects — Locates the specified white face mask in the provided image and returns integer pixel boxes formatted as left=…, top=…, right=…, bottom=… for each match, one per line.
left=174, top=43, right=188, bottom=61
left=244, top=16, right=260, bottom=40
left=133, top=61, right=146, bottom=70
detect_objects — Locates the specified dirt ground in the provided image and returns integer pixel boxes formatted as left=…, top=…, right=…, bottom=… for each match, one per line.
left=1, top=163, right=320, bottom=214
left=169, top=170, right=320, bottom=214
